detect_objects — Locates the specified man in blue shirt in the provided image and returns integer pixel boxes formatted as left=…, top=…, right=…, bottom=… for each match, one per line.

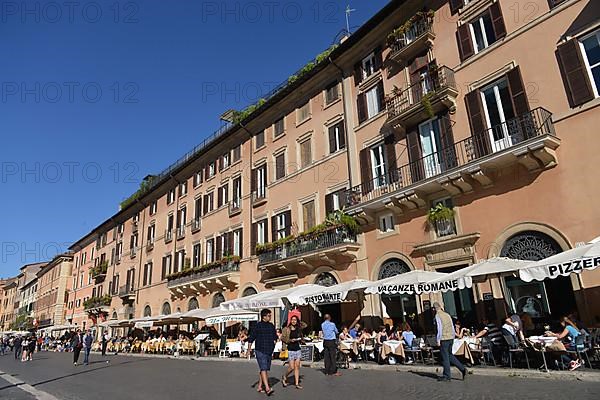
left=247, top=309, right=278, bottom=395
left=321, top=314, right=341, bottom=376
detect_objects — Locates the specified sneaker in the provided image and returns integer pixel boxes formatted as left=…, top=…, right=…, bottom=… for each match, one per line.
left=569, top=360, right=581, bottom=371
left=406, top=360, right=414, bottom=364
left=462, top=369, right=468, bottom=380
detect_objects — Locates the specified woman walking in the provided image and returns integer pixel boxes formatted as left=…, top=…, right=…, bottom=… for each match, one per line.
left=281, top=315, right=307, bottom=389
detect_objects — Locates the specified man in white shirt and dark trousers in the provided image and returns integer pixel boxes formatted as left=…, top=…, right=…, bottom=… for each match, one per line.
left=433, top=302, right=467, bottom=382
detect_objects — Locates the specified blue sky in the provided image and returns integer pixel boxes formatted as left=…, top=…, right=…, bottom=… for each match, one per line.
left=0, top=0, right=389, bottom=277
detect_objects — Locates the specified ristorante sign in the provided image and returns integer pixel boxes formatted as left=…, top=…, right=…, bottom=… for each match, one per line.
left=300, top=292, right=344, bottom=305
left=373, top=279, right=460, bottom=295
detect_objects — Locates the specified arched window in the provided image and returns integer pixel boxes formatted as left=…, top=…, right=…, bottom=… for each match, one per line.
left=242, top=287, right=258, bottom=297
left=188, top=298, right=199, bottom=311
left=315, top=272, right=338, bottom=287
left=111, top=312, right=117, bottom=320
left=501, top=231, right=562, bottom=261
left=213, top=293, right=226, bottom=308
left=161, top=302, right=171, bottom=316
left=143, top=305, right=152, bottom=317
left=378, top=258, right=411, bottom=280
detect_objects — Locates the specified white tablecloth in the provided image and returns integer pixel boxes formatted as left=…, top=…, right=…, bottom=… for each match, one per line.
left=308, top=340, right=324, bottom=353
left=383, top=340, right=402, bottom=353
left=528, top=336, right=557, bottom=345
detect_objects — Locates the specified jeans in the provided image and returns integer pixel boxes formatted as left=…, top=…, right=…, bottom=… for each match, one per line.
left=84, top=347, right=91, bottom=364
left=101, top=341, right=107, bottom=356
left=73, top=347, right=82, bottom=364
left=323, top=339, right=337, bottom=375
left=440, top=339, right=465, bottom=380
left=14, top=346, right=21, bottom=360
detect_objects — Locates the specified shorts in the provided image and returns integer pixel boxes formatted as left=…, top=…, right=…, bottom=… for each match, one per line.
left=288, top=350, right=302, bottom=361
left=255, top=350, right=272, bottom=372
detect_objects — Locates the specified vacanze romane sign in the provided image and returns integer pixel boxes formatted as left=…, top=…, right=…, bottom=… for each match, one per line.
left=375, top=279, right=459, bottom=294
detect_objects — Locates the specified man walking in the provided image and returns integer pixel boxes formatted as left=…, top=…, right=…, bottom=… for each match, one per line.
left=247, top=309, right=278, bottom=396
left=321, top=314, right=341, bottom=376
left=83, top=329, right=93, bottom=365
left=433, top=302, right=467, bottom=382
left=101, top=330, right=109, bottom=357
left=13, top=335, right=22, bottom=361
left=72, top=329, right=83, bottom=366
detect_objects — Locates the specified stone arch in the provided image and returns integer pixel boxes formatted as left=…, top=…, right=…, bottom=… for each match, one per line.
left=187, top=297, right=199, bottom=311
left=212, top=293, right=226, bottom=308
left=143, top=305, right=152, bottom=317
left=489, top=222, right=571, bottom=259
left=310, top=266, right=342, bottom=286
left=161, top=302, right=171, bottom=315
left=370, top=251, right=416, bottom=281
left=314, top=272, right=338, bottom=287
left=242, top=286, right=258, bottom=297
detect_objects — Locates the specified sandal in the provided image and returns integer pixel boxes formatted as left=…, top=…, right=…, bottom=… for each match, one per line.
left=257, top=388, right=264, bottom=393
left=281, top=376, right=288, bottom=387
left=295, top=385, right=303, bottom=390
left=265, top=388, right=274, bottom=396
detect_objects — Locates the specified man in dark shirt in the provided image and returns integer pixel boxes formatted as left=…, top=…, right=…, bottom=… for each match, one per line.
left=247, top=309, right=277, bottom=396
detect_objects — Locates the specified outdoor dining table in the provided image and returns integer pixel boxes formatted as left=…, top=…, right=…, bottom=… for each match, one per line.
left=527, top=336, right=566, bottom=372
left=452, top=338, right=476, bottom=364
left=380, top=340, right=406, bottom=360
left=339, top=339, right=359, bottom=354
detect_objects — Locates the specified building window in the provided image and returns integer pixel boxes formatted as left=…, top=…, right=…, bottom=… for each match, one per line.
left=143, top=262, right=153, bottom=286
left=203, top=192, right=214, bottom=214
left=206, top=238, right=215, bottom=263
left=366, top=85, right=382, bottom=119
left=232, top=177, right=242, bottom=209
left=167, top=214, right=174, bottom=235
left=469, top=12, right=496, bottom=54
left=175, top=250, right=186, bottom=272
left=274, top=117, right=285, bottom=137
left=362, top=52, right=377, bottom=80
left=218, top=184, right=229, bottom=208
left=276, top=213, right=287, bottom=240
left=325, top=188, right=347, bottom=216
left=479, top=78, right=516, bottom=152
left=150, top=201, right=158, bottom=215
left=255, top=131, right=265, bottom=149
left=581, top=30, right=600, bottom=97
left=233, top=229, right=242, bottom=257
left=431, top=198, right=457, bottom=237
left=302, top=200, right=316, bottom=232
left=325, top=82, right=340, bottom=105
left=194, top=171, right=203, bottom=187
left=232, top=145, right=242, bottom=162
left=275, top=153, right=286, bottom=180
left=297, top=101, right=310, bottom=124
left=379, top=213, right=395, bottom=233
left=147, top=224, right=156, bottom=244
left=167, top=189, right=175, bottom=205
left=328, top=121, right=345, bottom=154
left=370, top=144, right=387, bottom=188
left=193, top=243, right=201, bottom=267
left=221, top=152, right=230, bottom=170
left=253, top=164, right=267, bottom=199
left=457, top=3, right=505, bottom=61
left=161, top=255, right=172, bottom=280
left=299, top=139, right=312, bottom=168
left=208, top=162, right=216, bottom=178
left=257, top=219, right=267, bottom=245
left=179, top=182, right=187, bottom=197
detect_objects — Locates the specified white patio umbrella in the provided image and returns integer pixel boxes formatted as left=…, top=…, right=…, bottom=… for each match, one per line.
left=433, top=257, right=534, bottom=289
left=219, top=290, right=284, bottom=311
left=519, top=236, right=600, bottom=282
left=182, top=307, right=258, bottom=325
left=158, top=312, right=200, bottom=325
left=364, top=270, right=451, bottom=295
left=290, top=279, right=372, bottom=305
left=249, top=284, right=323, bottom=306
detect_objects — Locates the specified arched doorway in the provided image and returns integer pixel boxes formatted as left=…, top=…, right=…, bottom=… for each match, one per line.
left=378, top=258, right=418, bottom=329
left=501, top=231, right=575, bottom=322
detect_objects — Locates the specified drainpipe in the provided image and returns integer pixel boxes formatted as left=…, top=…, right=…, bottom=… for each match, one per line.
left=329, top=56, right=354, bottom=189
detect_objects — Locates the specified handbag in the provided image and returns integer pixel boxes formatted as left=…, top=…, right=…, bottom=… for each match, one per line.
left=279, top=349, right=288, bottom=359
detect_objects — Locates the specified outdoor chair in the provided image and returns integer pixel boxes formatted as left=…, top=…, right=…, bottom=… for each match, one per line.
left=503, top=334, right=530, bottom=369
left=337, top=346, right=351, bottom=369
left=218, top=335, right=228, bottom=358
left=404, top=337, right=423, bottom=364
left=478, top=337, right=497, bottom=367
left=567, top=334, right=593, bottom=369
left=422, top=335, right=439, bottom=365
left=362, top=338, right=377, bottom=362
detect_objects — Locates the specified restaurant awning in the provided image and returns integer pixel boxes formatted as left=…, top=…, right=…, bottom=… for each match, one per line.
left=219, top=290, right=284, bottom=311
left=434, top=257, right=534, bottom=289
left=289, top=279, right=371, bottom=305
left=519, top=236, right=600, bottom=282
left=364, top=270, right=451, bottom=295
left=183, top=307, right=258, bottom=325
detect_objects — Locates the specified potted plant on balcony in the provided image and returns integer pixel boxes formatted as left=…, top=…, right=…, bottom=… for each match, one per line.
left=426, top=203, right=455, bottom=230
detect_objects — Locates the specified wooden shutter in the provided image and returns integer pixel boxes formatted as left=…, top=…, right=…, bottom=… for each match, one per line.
left=556, top=39, right=595, bottom=108
left=338, top=122, right=346, bottom=149
left=328, top=125, right=337, bottom=154
left=384, top=134, right=399, bottom=183
left=438, top=114, right=458, bottom=170
left=354, top=62, right=363, bottom=86
left=325, top=193, right=334, bottom=216
left=407, top=130, right=425, bottom=184
left=449, top=0, right=464, bottom=15
left=218, top=156, right=223, bottom=172
left=271, top=216, right=278, bottom=241
left=374, top=46, right=384, bottom=71
left=506, top=66, right=530, bottom=117
left=465, top=90, right=491, bottom=158
left=238, top=229, right=243, bottom=258
left=217, top=187, right=223, bottom=208
left=376, top=81, right=386, bottom=113
left=456, top=24, right=474, bottom=61
left=227, top=232, right=234, bottom=256
left=276, top=154, right=285, bottom=179
left=357, top=93, right=367, bottom=123
left=251, top=223, right=257, bottom=256
left=204, top=165, right=210, bottom=180
left=216, top=236, right=222, bottom=260
left=489, top=2, right=507, bottom=40
left=251, top=168, right=257, bottom=193
left=284, top=210, right=292, bottom=237
left=203, top=195, right=208, bottom=215
left=264, top=219, right=269, bottom=243
left=359, top=148, right=373, bottom=194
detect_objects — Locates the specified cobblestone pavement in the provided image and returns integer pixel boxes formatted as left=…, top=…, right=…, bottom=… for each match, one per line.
left=0, top=351, right=598, bottom=400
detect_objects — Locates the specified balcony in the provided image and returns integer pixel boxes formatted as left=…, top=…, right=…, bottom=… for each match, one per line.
left=229, top=200, right=242, bottom=217
left=257, top=226, right=359, bottom=276
left=118, top=284, right=135, bottom=302
left=251, top=190, right=267, bottom=207
left=91, top=262, right=108, bottom=283
left=345, top=108, right=559, bottom=222
left=146, top=238, right=155, bottom=252
left=176, top=225, right=186, bottom=240
left=388, top=12, right=435, bottom=64
left=191, top=218, right=201, bottom=233
left=167, top=259, right=241, bottom=299
left=386, top=66, right=458, bottom=130
left=84, top=295, right=111, bottom=311
left=165, top=229, right=174, bottom=243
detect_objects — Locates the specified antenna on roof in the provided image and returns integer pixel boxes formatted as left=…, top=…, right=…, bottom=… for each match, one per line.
left=345, top=5, right=356, bottom=35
